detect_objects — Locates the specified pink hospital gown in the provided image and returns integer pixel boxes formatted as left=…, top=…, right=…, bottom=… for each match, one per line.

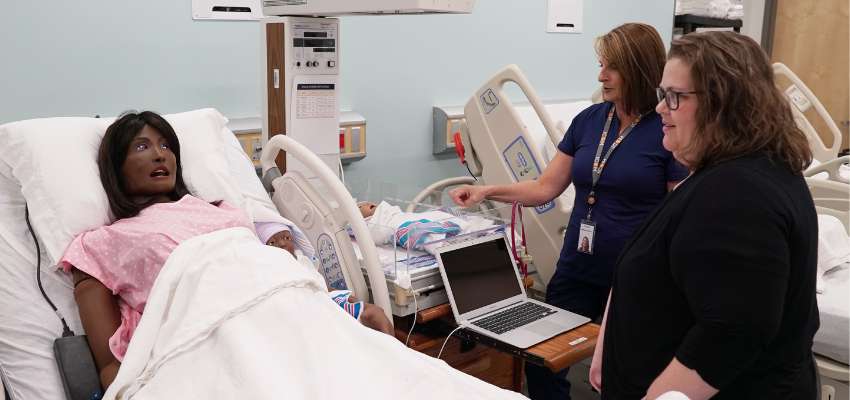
left=62, top=195, right=254, bottom=362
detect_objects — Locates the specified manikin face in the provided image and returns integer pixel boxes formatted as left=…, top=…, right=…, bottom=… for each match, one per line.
left=358, top=202, right=378, bottom=218
left=266, top=230, right=295, bottom=256
left=121, top=125, right=177, bottom=204
left=598, top=56, right=624, bottom=105
left=656, top=58, right=699, bottom=165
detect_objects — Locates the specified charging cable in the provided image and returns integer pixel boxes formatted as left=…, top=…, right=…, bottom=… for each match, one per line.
left=26, top=206, right=74, bottom=337
left=405, top=292, right=418, bottom=347
left=338, top=157, right=345, bottom=183
left=404, top=283, right=445, bottom=346
left=437, top=325, right=464, bottom=360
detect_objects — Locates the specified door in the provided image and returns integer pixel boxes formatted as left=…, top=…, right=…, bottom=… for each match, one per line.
left=771, top=0, right=849, bottom=152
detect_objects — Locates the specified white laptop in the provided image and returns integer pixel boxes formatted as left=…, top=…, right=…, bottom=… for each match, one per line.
left=435, top=232, right=590, bottom=349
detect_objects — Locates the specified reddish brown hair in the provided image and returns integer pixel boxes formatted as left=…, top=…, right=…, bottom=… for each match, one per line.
left=668, top=31, right=812, bottom=173
left=595, top=23, right=667, bottom=116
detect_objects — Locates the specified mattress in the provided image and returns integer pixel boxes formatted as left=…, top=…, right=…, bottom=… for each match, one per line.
left=814, top=262, right=850, bottom=365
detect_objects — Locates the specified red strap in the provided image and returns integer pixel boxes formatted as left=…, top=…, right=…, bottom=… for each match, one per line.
left=453, top=132, right=466, bottom=164
left=511, top=202, right=528, bottom=278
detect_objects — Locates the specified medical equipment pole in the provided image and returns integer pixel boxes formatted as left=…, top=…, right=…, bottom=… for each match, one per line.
left=261, top=135, right=393, bottom=321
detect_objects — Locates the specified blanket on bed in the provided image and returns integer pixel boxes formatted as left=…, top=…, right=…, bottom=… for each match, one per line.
left=106, top=227, right=523, bottom=400
left=365, top=201, right=501, bottom=254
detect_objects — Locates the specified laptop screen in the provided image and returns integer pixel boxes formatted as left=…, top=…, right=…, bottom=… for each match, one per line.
left=439, top=236, right=523, bottom=315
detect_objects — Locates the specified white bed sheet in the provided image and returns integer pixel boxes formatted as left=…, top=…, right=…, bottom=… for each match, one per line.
left=514, top=100, right=593, bottom=162
left=0, top=172, right=85, bottom=400
left=107, top=227, right=523, bottom=400
left=814, top=262, right=850, bottom=365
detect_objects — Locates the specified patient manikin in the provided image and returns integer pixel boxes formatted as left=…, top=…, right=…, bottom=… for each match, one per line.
left=255, top=222, right=393, bottom=335
left=65, top=111, right=393, bottom=390
left=357, top=201, right=497, bottom=254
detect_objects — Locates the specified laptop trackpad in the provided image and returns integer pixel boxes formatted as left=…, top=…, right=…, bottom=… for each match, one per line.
left=524, top=320, right=566, bottom=336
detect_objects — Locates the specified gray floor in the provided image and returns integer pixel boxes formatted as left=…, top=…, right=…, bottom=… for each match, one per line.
left=522, top=358, right=601, bottom=399
left=524, top=362, right=850, bottom=400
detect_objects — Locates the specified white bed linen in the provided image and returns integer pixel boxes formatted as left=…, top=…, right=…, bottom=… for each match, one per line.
left=814, top=263, right=850, bottom=365
left=364, top=201, right=498, bottom=254
left=817, top=214, right=850, bottom=293
left=0, top=172, right=84, bottom=400
left=514, top=100, right=593, bottom=161
left=108, top=227, right=523, bottom=400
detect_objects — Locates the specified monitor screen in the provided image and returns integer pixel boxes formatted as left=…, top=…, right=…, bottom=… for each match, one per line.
left=439, top=237, right=523, bottom=315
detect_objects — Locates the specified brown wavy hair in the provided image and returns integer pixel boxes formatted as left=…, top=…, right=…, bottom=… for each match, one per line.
left=668, top=31, right=812, bottom=173
left=594, top=23, right=667, bottom=116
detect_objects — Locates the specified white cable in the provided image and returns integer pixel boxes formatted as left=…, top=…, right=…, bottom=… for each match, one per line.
left=405, top=293, right=418, bottom=346
left=338, top=157, right=345, bottom=183
left=437, top=325, right=464, bottom=360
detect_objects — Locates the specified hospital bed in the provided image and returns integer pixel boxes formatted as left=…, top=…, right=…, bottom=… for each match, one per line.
left=0, top=111, right=526, bottom=400
left=441, top=64, right=593, bottom=294
left=781, top=56, right=850, bottom=393
left=259, top=137, right=519, bottom=317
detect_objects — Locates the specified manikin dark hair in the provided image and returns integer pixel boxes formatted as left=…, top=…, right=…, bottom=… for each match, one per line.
left=98, top=111, right=193, bottom=220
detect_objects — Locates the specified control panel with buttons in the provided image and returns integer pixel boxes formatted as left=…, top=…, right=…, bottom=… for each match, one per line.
left=291, top=22, right=338, bottom=70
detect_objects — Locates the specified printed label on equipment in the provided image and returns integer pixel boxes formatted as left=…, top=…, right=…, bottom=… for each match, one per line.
left=296, top=83, right=335, bottom=119
left=534, top=201, right=555, bottom=214
left=569, top=337, right=587, bottom=346
left=503, top=136, right=552, bottom=214
left=317, top=233, right=346, bottom=290
left=503, top=136, right=542, bottom=182
left=480, top=89, right=499, bottom=114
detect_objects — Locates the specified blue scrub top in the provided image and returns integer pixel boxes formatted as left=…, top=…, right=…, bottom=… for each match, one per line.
left=555, top=102, right=688, bottom=287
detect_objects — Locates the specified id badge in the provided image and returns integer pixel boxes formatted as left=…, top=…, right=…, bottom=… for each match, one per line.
left=578, top=220, right=597, bottom=255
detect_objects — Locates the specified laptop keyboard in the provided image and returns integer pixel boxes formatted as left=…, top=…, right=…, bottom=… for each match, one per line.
left=470, top=302, right=557, bottom=335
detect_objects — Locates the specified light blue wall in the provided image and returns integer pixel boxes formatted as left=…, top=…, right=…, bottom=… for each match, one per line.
left=0, top=1, right=674, bottom=192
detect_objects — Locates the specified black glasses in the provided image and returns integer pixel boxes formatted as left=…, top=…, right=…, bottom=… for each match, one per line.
left=656, top=88, right=698, bottom=110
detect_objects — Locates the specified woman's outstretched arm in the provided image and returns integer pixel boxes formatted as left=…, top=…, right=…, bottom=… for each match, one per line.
left=72, top=268, right=122, bottom=389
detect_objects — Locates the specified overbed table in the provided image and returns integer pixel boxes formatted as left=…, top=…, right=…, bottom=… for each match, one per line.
left=393, top=302, right=600, bottom=393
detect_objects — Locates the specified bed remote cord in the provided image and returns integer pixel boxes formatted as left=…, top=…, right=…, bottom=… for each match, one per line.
left=25, top=206, right=103, bottom=400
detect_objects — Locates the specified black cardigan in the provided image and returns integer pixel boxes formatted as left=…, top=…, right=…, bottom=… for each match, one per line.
left=601, top=152, right=819, bottom=400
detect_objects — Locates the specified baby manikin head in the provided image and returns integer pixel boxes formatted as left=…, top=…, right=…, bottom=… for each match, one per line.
left=358, top=201, right=378, bottom=218
left=254, top=222, right=295, bottom=256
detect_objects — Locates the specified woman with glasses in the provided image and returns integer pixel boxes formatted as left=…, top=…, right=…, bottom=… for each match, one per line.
left=449, top=23, right=687, bottom=399
left=591, top=31, right=819, bottom=399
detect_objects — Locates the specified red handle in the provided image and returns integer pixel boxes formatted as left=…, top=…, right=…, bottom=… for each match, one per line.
left=452, top=132, right=466, bottom=164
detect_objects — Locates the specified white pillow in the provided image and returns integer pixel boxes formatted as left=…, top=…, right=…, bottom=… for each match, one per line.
left=0, top=109, right=244, bottom=271
left=816, top=214, right=850, bottom=293
left=219, top=127, right=278, bottom=214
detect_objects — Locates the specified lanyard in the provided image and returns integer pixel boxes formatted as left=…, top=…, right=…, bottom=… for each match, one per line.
left=586, top=104, right=643, bottom=220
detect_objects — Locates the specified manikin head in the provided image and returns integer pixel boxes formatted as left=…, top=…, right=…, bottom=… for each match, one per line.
left=99, top=110, right=191, bottom=219
left=358, top=201, right=378, bottom=218
left=254, top=222, right=295, bottom=256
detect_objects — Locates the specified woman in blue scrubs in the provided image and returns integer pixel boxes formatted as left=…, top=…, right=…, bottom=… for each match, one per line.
left=449, top=23, right=688, bottom=399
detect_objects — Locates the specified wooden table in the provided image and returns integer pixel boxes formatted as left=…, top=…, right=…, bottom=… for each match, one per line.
left=394, top=302, right=600, bottom=392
